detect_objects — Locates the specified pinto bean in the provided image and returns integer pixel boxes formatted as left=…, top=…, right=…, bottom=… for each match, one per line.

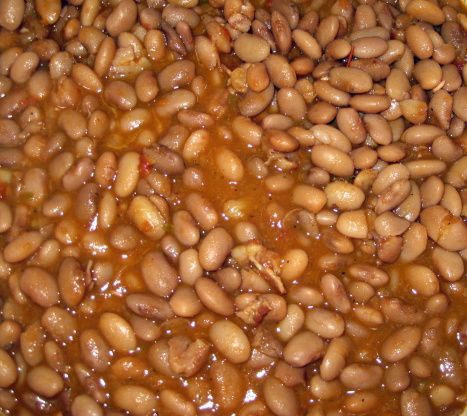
left=98, top=312, right=136, bottom=353
left=195, top=277, right=234, bottom=316
left=400, top=389, right=433, bottom=416
left=340, top=364, right=383, bottom=390
left=198, top=228, right=234, bottom=271
left=141, top=251, right=178, bottom=297
left=329, top=67, right=373, bottom=94
left=420, top=205, right=467, bottom=251
left=263, top=376, right=300, bottom=416
left=381, top=326, right=422, bottom=362
left=234, top=34, right=270, bottom=63
left=311, top=144, right=354, bottom=177
left=209, top=320, right=250, bottom=363
left=283, top=331, right=324, bottom=367
left=305, top=308, right=345, bottom=338
left=105, top=0, right=137, bottom=37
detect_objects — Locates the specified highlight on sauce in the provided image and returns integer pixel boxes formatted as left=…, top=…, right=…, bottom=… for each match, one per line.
left=0, top=0, right=465, bottom=414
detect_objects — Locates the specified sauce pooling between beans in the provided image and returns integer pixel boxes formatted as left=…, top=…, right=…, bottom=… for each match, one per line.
left=0, top=0, right=466, bottom=415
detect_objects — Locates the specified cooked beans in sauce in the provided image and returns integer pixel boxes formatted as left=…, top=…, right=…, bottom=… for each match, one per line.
left=0, top=0, right=466, bottom=415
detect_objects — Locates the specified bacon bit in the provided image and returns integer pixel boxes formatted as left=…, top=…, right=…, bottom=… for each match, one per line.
left=139, top=154, right=151, bottom=177
left=237, top=297, right=273, bottom=326
left=346, top=46, right=354, bottom=67
left=231, top=241, right=286, bottom=294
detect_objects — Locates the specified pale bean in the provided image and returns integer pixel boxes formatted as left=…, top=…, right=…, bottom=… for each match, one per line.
left=141, top=251, right=178, bottom=297
left=310, top=144, right=354, bottom=177
left=325, top=182, right=364, bottom=212
left=276, top=304, right=305, bottom=342
left=0, top=350, right=17, bottom=388
left=41, top=306, right=77, bottom=343
left=277, top=87, right=306, bottom=121
left=71, top=395, right=103, bottom=416
left=113, top=385, right=156, bottom=416
left=413, top=59, right=442, bottom=90
left=345, top=391, right=378, bottom=413
left=27, top=365, right=63, bottom=398
left=263, top=376, right=300, bottom=416
left=372, top=164, right=410, bottom=195
left=198, top=227, right=234, bottom=271
left=128, top=196, right=167, bottom=240
left=105, top=0, right=137, bottom=37
left=310, top=124, right=351, bottom=152
left=405, top=159, right=446, bottom=179
left=232, top=115, right=263, bottom=146
left=173, top=211, right=199, bottom=247
left=453, top=86, right=467, bottom=122
left=169, top=285, right=201, bottom=318
left=195, top=277, right=234, bottom=315
left=215, top=147, right=244, bottom=182
left=402, top=124, right=444, bottom=146
left=292, top=184, right=327, bottom=214
left=3, top=231, right=43, bottom=263
left=71, top=63, right=103, bottom=93
left=160, top=389, right=196, bottom=416
left=445, top=155, right=467, bottom=188
left=340, top=364, right=383, bottom=390
left=406, top=0, right=445, bottom=25
left=156, top=89, right=197, bottom=118
left=79, top=329, right=111, bottom=372
left=316, top=15, right=338, bottom=47
left=234, top=34, right=270, bottom=63
left=19, top=267, right=59, bottom=307
left=280, top=249, right=308, bottom=282
left=114, top=152, right=140, bottom=197
left=158, top=60, right=195, bottom=92
left=98, top=312, right=136, bottom=353
left=320, top=336, right=351, bottom=381
left=400, top=389, right=432, bottom=416
left=385, top=362, right=410, bottom=392
left=307, top=102, right=337, bottom=124
left=305, top=308, right=344, bottom=338
left=336, top=210, right=368, bottom=239
left=292, top=30, right=321, bottom=59
left=238, top=83, right=275, bottom=117
left=209, top=320, right=250, bottom=363
left=283, top=331, right=324, bottom=367
left=349, top=94, right=391, bottom=113
left=314, top=80, right=350, bottom=107
left=405, top=25, right=433, bottom=59
left=432, top=247, right=464, bottom=282
left=351, top=36, right=388, bottom=58
left=329, top=67, right=373, bottom=94
left=10, top=52, right=39, bottom=84
left=0, top=0, right=24, bottom=31
left=381, top=326, right=422, bottom=362
left=185, top=192, right=218, bottom=231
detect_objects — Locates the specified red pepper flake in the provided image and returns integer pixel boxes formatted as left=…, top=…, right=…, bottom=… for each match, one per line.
left=454, top=59, right=465, bottom=73
left=139, top=155, right=151, bottom=177
left=275, top=229, right=290, bottom=242
left=19, top=96, right=38, bottom=108
left=0, top=182, right=7, bottom=199
left=346, top=46, right=354, bottom=67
